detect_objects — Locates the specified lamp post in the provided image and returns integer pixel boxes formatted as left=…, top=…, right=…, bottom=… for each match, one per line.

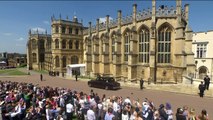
left=189, top=72, right=194, bottom=84
left=195, top=60, right=198, bottom=79
left=162, top=70, right=166, bottom=84
left=173, top=70, right=177, bottom=84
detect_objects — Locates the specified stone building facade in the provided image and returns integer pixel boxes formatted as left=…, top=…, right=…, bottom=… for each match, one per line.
left=27, top=16, right=84, bottom=75
left=83, top=0, right=195, bottom=83
left=192, top=30, right=213, bottom=80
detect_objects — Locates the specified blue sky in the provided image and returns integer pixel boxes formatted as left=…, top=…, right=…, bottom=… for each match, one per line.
left=0, top=1, right=213, bottom=54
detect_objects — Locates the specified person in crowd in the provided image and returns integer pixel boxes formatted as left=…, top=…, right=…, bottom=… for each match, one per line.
left=158, top=104, right=168, bottom=120
left=87, top=105, right=96, bottom=120
left=176, top=108, right=187, bottom=120
left=197, top=109, right=209, bottom=120
left=188, top=108, right=197, bottom=120
left=46, top=105, right=54, bottom=120
left=66, top=100, right=74, bottom=120
left=183, top=105, right=189, bottom=119
left=165, top=102, right=173, bottom=120
left=153, top=110, right=161, bottom=120
left=104, top=107, right=115, bottom=120
left=122, top=109, right=129, bottom=120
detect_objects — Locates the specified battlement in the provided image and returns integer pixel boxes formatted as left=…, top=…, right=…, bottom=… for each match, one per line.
left=83, top=2, right=188, bottom=35
left=30, top=34, right=51, bottom=37
left=51, top=15, right=83, bottom=26
left=28, top=29, right=51, bottom=37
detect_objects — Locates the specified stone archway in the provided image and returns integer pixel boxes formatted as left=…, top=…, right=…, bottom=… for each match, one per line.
left=198, top=66, right=208, bottom=79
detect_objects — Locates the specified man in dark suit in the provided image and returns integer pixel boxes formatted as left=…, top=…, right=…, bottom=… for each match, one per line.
left=204, top=75, right=210, bottom=90
left=40, top=74, right=43, bottom=81
left=75, top=71, right=78, bottom=81
left=140, top=78, right=144, bottom=90
left=199, top=81, right=205, bottom=97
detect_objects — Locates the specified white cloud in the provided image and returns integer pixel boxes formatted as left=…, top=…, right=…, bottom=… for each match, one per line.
left=31, top=27, right=46, bottom=33
left=16, top=37, right=24, bottom=41
left=2, top=32, right=12, bottom=36
left=15, top=44, right=25, bottom=47
left=43, top=20, right=50, bottom=25
left=99, top=17, right=113, bottom=23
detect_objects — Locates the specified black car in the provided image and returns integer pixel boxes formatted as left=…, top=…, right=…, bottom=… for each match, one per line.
left=88, top=77, right=121, bottom=90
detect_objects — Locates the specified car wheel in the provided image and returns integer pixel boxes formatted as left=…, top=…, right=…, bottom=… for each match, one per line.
left=88, top=83, right=92, bottom=87
left=105, top=86, right=109, bottom=90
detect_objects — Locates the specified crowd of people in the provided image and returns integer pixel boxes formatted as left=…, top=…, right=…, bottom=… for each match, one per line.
left=0, top=80, right=209, bottom=120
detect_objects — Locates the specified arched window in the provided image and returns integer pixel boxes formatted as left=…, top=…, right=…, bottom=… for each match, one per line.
left=39, top=53, right=44, bottom=62
left=75, top=40, right=79, bottom=49
left=39, top=39, right=45, bottom=49
left=62, top=26, right=66, bottom=34
left=157, top=25, right=171, bottom=63
left=62, top=56, right=66, bottom=68
left=55, top=39, right=59, bottom=49
left=32, top=39, right=37, bottom=50
left=32, top=53, right=37, bottom=63
left=55, top=26, right=59, bottom=33
left=139, top=27, right=150, bottom=63
left=46, top=39, right=51, bottom=49
left=124, top=32, right=130, bottom=62
left=111, top=34, right=116, bottom=61
left=75, top=28, right=78, bottom=35
left=71, top=56, right=78, bottom=64
left=100, top=38, right=104, bottom=54
left=69, top=40, right=72, bottom=49
left=69, top=27, right=72, bottom=34
left=46, top=40, right=49, bottom=49
left=199, top=66, right=208, bottom=79
left=55, top=56, right=60, bottom=67
left=197, top=44, right=207, bottom=58
left=62, top=39, right=66, bottom=49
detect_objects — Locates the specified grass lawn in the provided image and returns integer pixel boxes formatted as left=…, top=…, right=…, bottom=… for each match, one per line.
left=0, top=69, right=10, bottom=74
left=34, top=70, right=48, bottom=74
left=0, top=69, right=28, bottom=75
left=79, top=75, right=95, bottom=79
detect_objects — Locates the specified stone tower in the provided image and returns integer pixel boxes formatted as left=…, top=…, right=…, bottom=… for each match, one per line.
left=51, top=15, right=84, bottom=76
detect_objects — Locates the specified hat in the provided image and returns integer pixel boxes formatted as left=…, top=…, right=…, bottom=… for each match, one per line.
left=159, top=104, right=164, bottom=109
left=135, top=107, right=140, bottom=113
left=166, top=103, right=171, bottom=109
left=189, top=108, right=195, bottom=115
left=177, top=108, right=184, bottom=114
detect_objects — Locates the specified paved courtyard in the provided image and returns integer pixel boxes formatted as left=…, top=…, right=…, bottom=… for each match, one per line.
left=0, top=68, right=213, bottom=119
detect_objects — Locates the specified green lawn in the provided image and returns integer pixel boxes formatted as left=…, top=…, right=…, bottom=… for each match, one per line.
left=0, top=69, right=10, bottom=74
left=0, top=69, right=28, bottom=75
left=79, top=75, right=94, bottom=79
left=33, top=70, right=48, bottom=74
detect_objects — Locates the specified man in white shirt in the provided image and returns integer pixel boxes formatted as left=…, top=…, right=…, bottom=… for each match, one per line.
left=113, top=100, right=118, bottom=113
left=66, top=101, right=74, bottom=120
left=59, top=96, right=65, bottom=108
left=10, top=103, right=22, bottom=118
left=87, top=106, right=96, bottom=120
left=113, top=99, right=120, bottom=119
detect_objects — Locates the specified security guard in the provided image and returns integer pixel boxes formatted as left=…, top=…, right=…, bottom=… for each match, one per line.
left=140, top=78, right=144, bottom=90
